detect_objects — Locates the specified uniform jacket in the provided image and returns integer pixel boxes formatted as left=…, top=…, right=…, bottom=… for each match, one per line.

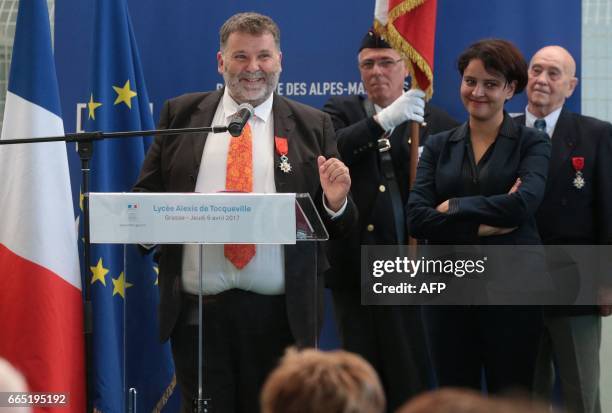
left=322, top=94, right=458, bottom=288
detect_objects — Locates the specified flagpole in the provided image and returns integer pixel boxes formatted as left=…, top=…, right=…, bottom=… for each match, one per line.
left=75, top=140, right=95, bottom=413
left=408, top=120, right=420, bottom=246
left=373, top=0, right=437, bottom=248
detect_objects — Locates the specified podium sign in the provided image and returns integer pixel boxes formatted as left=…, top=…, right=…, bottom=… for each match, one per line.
left=89, top=192, right=297, bottom=244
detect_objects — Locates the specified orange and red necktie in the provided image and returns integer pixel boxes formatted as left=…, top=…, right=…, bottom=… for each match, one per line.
left=224, top=122, right=255, bottom=269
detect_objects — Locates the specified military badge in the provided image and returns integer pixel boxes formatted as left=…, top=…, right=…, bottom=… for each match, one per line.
left=571, top=157, right=585, bottom=189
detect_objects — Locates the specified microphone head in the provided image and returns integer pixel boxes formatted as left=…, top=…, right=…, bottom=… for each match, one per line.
left=237, top=102, right=254, bottom=116
left=227, top=103, right=255, bottom=137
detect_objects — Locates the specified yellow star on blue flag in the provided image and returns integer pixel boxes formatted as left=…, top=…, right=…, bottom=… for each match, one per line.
left=87, top=93, right=102, bottom=119
left=83, top=0, right=178, bottom=410
left=91, top=257, right=109, bottom=286
left=112, top=272, right=133, bottom=299
left=112, top=80, right=137, bottom=108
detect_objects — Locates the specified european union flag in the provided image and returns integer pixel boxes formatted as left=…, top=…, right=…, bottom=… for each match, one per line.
left=83, top=0, right=178, bottom=411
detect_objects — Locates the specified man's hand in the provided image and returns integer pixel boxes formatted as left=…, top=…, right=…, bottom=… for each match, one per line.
left=374, top=89, right=425, bottom=131
left=600, top=306, right=612, bottom=317
left=598, top=287, right=612, bottom=317
left=318, top=156, right=350, bottom=212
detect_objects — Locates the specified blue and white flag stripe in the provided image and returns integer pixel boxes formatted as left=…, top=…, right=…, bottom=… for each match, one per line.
left=0, top=0, right=84, bottom=409
left=8, top=0, right=61, bottom=117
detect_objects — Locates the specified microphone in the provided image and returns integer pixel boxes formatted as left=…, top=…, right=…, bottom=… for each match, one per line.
left=227, top=103, right=254, bottom=137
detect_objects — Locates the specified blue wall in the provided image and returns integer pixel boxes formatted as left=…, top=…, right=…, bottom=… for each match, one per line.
left=56, top=0, right=581, bottom=130
left=54, top=0, right=582, bottom=348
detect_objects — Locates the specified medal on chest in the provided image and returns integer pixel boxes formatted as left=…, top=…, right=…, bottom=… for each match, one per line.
left=571, top=156, right=585, bottom=189
left=275, top=136, right=292, bottom=173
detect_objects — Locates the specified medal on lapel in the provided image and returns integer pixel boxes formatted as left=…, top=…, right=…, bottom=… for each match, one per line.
left=275, top=136, right=291, bottom=173
left=571, top=156, right=585, bottom=189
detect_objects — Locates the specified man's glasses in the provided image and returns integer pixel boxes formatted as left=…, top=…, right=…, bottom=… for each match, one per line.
left=359, top=58, right=403, bottom=71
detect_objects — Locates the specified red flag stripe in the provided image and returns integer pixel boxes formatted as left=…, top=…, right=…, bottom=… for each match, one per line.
left=0, top=243, right=85, bottom=412
left=375, top=0, right=437, bottom=98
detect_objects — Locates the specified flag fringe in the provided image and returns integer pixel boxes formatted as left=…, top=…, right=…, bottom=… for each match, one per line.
left=389, top=0, right=426, bottom=20
left=152, top=373, right=177, bottom=413
left=92, top=374, right=176, bottom=413
left=374, top=0, right=434, bottom=99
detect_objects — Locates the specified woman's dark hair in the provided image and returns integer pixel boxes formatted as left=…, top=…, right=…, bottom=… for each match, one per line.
left=457, top=39, right=528, bottom=94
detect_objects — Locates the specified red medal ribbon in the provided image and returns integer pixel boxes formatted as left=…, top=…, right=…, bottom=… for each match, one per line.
left=572, top=156, right=584, bottom=171
left=274, top=136, right=288, bottom=156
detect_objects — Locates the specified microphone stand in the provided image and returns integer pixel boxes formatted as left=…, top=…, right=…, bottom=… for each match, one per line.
left=0, top=125, right=229, bottom=413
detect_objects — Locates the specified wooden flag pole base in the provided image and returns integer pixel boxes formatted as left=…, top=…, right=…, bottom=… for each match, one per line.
left=408, top=120, right=420, bottom=246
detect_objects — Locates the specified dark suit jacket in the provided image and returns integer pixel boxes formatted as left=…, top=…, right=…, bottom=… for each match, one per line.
left=407, top=112, right=551, bottom=245
left=133, top=89, right=357, bottom=346
left=516, top=109, right=612, bottom=313
left=515, top=109, right=612, bottom=244
left=322, top=94, right=458, bottom=288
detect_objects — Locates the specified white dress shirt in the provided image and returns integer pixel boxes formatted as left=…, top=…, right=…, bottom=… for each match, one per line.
left=181, top=89, right=346, bottom=295
left=525, top=106, right=563, bottom=137
left=182, top=90, right=285, bottom=295
left=182, top=89, right=347, bottom=295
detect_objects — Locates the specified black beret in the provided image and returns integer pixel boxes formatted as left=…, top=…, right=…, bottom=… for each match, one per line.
left=359, top=29, right=391, bottom=52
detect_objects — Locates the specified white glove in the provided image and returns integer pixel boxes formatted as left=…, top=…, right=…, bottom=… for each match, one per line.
left=374, top=89, right=426, bottom=131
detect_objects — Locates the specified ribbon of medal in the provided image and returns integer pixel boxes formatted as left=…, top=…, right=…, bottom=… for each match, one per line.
left=571, top=156, right=585, bottom=189
left=275, top=136, right=291, bottom=173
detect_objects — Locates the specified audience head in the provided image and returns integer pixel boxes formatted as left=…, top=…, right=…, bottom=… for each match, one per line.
left=396, top=388, right=552, bottom=413
left=261, top=347, right=385, bottom=413
left=0, top=358, right=31, bottom=413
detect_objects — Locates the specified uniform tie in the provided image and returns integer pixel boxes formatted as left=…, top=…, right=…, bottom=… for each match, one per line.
left=224, top=122, right=255, bottom=269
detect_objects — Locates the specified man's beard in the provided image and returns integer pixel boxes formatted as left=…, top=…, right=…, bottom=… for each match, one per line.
left=224, top=69, right=280, bottom=107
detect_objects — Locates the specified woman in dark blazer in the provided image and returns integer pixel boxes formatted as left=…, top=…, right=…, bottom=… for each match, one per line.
left=407, top=39, right=551, bottom=393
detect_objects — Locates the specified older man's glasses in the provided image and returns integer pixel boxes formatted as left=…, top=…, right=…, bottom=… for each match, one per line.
left=359, top=58, right=403, bottom=71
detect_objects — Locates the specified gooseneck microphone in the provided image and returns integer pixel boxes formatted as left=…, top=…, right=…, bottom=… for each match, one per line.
left=227, top=103, right=255, bottom=137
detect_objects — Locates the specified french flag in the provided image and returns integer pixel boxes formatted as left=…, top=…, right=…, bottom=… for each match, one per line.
left=0, top=0, right=85, bottom=411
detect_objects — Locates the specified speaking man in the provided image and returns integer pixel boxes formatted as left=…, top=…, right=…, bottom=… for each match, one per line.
left=133, top=12, right=356, bottom=413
